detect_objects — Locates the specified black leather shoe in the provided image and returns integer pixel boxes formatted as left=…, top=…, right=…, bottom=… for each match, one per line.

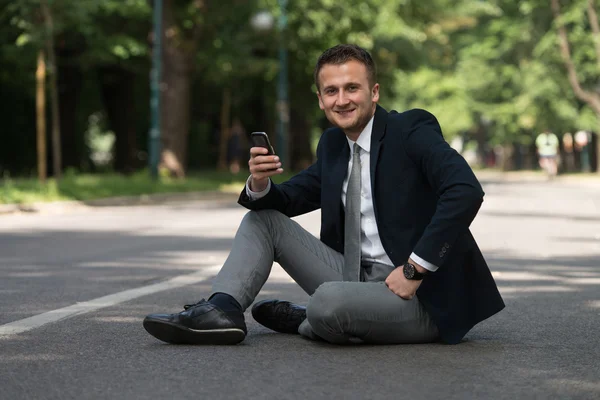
left=143, top=299, right=247, bottom=345
left=251, top=299, right=306, bottom=334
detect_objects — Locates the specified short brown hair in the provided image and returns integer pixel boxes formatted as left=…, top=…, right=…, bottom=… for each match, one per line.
left=313, top=44, right=377, bottom=91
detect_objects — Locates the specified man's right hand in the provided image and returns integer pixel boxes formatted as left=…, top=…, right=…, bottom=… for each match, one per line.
left=248, top=147, right=283, bottom=192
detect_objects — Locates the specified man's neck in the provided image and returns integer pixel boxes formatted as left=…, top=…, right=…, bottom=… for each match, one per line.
left=345, top=130, right=363, bottom=142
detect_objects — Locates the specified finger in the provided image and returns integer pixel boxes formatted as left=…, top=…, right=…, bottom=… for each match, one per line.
left=258, top=162, right=282, bottom=172
left=250, top=162, right=282, bottom=175
left=251, top=168, right=284, bottom=180
left=250, top=147, right=270, bottom=157
left=249, top=158, right=279, bottom=172
left=252, top=154, right=279, bottom=164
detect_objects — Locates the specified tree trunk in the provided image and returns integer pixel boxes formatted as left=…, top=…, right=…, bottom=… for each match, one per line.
left=98, top=66, right=138, bottom=174
left=597, top=133, right=600, bottom=172
left=159, top=0, right=195, bottom=178
left=41, top=0, right=61, bottom=179
left=36, top=50, right=47, bottom=183
left=217, top=87, right=231, bottom=171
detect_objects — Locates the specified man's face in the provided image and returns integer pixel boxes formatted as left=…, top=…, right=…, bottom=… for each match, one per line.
left=317, top=60, right=379, bottom=139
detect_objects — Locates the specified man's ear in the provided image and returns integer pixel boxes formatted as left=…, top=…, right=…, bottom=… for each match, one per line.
left=371, top=83, right=380, bottom=103
left=317, top=91, right=325, bottom=110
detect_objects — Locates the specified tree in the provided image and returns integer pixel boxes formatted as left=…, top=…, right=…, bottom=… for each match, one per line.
left=551, top=0, right=600, bottom=172
left=87, top=0, right=151, bottom=174
left=36, top=49, right=47, bottom=182
left=4, top=0, right=64, bottom=178
left=40, top=0, right=62, bottom=179
left=4, top=0, right=599, bottom=177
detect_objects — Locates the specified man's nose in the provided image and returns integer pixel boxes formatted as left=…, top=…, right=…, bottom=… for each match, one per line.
left=336, top=90, right=350, bottom=105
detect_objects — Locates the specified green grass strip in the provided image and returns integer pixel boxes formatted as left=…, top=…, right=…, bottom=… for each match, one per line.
left=0, top=170, right=295, bottom=205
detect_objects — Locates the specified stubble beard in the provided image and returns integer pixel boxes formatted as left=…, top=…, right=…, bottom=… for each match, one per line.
left=338, top=108, right=373, bottom=137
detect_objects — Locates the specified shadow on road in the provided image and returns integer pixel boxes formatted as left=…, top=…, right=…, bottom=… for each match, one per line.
left=1, top=228, right=600, bottom=398
left=2, top=268, right=599, bottom=399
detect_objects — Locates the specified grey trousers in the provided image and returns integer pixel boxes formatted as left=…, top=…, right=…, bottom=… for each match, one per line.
left=211, top=210, right=439, bottom=344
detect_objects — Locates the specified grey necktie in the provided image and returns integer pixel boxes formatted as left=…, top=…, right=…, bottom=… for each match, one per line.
left=343, top=143, right=361, bottom=282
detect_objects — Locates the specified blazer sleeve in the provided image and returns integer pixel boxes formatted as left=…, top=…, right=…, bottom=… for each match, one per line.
left=401, top=109, right=484, bottom=268
left=238, top=142, right=323, bottom=218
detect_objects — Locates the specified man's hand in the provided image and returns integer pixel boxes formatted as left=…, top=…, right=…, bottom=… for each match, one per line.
left=249, top=147, right=283, bottom=191
left=385, top=259, right=427, bottom=300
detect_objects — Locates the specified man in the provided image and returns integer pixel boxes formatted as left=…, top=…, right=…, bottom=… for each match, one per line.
left=535, top=130, right=560, bottom=177
left=143, top=44, right=504, bottom=345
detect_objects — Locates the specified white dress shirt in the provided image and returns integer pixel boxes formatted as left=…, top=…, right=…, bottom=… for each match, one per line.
left=246, top=116, right=438, bottom=272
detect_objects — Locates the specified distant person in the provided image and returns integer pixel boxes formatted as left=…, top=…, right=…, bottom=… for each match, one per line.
left=562, top=132, right=576, bottom=173
left=143, top=44, right=504, bottom=346
left=574, top=130, right=592, bottom=172
left=227, top=118, right=246, bottom=174
left=535, top=130, right=559, bottom=177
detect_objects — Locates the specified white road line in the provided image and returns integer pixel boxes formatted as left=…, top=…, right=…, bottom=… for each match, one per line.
left=0, top=265, right=221, bottom=337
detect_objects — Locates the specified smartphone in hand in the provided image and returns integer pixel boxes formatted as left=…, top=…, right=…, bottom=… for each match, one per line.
left=250, top=132, right=275, bottom=155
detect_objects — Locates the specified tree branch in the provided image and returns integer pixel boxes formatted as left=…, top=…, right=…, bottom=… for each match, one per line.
left=551, top=0, right=600, bottom=114
left=587, top=0, right=600, bottom=70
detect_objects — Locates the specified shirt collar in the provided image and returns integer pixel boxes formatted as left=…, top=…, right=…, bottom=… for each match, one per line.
left=346, top=115, right=374, bottom=153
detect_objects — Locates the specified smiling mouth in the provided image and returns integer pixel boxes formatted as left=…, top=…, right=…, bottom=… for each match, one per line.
left=335, top=109, right=355, bottom=116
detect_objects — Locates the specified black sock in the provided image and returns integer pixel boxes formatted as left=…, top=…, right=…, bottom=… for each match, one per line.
left=208, top=293, right=243, bottom=314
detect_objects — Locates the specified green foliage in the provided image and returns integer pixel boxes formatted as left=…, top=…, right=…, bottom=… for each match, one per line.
left=1, top=0, right=599, bottom=175
left=449, top=0, right=599, bottom=141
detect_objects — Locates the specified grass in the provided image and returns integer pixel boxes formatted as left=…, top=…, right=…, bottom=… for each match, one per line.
left=0, top=169, right=295, bottom=205
left=4, top=167, right=596, bottom=205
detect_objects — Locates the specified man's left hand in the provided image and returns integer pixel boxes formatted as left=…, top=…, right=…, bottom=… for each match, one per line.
left=385, top=259, right=426, bottom=300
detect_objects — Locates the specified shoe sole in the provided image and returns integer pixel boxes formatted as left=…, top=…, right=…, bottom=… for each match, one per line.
left=143, top=318, right=245, bottom=345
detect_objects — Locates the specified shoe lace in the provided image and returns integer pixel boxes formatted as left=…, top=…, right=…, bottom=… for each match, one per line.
left=183, top=299, right=206, bottom=310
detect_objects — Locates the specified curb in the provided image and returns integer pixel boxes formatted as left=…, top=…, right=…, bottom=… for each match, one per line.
left=0, top=204, right=19, bottom=215
left=474, top=170, right=600, bottom=184
left=1, top=172, right=598, bottom=216
left=0, top=190, right=240, bottom=216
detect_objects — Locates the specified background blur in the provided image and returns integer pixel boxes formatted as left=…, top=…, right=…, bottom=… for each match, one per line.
left=1, top=3, right=600, bottom=396
left=1, top=0, right=599, bottom=183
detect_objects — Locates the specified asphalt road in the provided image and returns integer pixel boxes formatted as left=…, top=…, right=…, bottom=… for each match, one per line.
left=1, top=176, right=599, bottom=400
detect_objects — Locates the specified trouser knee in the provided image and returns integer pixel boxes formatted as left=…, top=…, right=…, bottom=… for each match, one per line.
left=306, top=282, right=347, bottom=336
left=241, top=209, right=287, bottom=229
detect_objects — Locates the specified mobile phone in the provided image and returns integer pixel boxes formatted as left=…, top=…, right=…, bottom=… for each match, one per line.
left=250, top=132, right=275, bottom=155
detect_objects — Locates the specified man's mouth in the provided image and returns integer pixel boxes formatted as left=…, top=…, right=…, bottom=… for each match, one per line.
left=335, top=109, right=355, bottom=117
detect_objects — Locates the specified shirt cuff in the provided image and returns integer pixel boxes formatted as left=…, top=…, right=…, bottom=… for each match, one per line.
left=245, top=176, right=271, bottom=200
left=410, top=252, right=438, bottom=272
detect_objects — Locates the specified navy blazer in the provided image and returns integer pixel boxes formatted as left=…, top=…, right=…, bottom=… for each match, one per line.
left=239, top=105, right=505, bottom=344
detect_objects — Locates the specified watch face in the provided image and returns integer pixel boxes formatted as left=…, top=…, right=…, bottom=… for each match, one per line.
left=403, top=264, right=414, bottom=279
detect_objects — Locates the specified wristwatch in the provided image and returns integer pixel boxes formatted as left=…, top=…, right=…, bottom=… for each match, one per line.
left=403, top=262, right=426, bottom=280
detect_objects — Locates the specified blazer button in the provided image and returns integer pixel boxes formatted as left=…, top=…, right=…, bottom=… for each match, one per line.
left=439, top=252, right=444, bottom=258
left=444, top=243, right=450, bottom=249
left=442, top=248, right=447, bottom=253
